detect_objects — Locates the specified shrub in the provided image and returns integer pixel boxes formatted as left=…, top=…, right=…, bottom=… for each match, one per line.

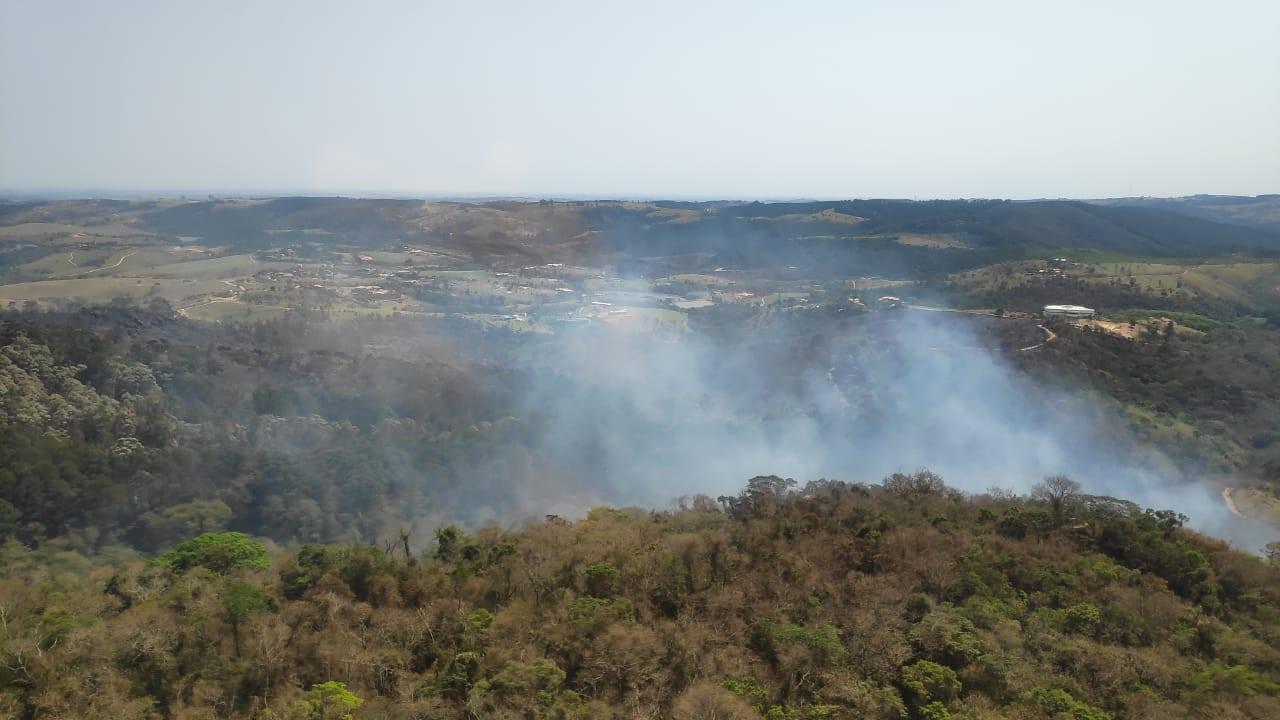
left=723, top=677, right=770, bottom=712
left=585, top=561, right=618, bottom=595
left=757, top=621, right=845, bottom=658
left=674, top=682, right=757, bottom=720
left=918, top=701, right=951, bottom=720
left=901, top=660, right=961, bottom=707
left=285, top=680, right=363, bottom=720
left=223, top=581, right=271, bottom=627
left=469, top=659, right=567, bottom=715
left=1062, top=603, right=1101, bottom=635
left=1021, top=687, right=1109, bottom=720
left=1183, top=663, right=1280, bottom=706
left=434, top=525, right=463, bottom=561
left=910, top=608, right=985, bottom=668
left=585, top=561, right=618, bottom=577
left=466, top=607, right=494, bottom=633
left=223, top=580, right=272, bottom=655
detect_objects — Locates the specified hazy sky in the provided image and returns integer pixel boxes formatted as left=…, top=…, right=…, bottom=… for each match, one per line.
left=2, top=0, right=1277, bottom=199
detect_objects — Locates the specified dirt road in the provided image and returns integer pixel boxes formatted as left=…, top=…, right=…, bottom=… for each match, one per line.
left=904, top=305, right=1056, bottom=352
left=1222, top=487, right=1243, bottom=517
left=905, top=304, right=994, bottom=316
left=176, top=296, right=239, bottom=319
left=827, top=368, right=851, bottom=408
left=79, top=250, right=137, bottom=275
left=1018, top=324, right=1056, bottom=352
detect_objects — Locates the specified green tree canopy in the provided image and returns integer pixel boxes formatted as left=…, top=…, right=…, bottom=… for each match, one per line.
left=154, top=531, right=269, bottom=574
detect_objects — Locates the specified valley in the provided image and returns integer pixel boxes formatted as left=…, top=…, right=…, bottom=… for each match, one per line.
left=2, top=196, right=1279, bottom=720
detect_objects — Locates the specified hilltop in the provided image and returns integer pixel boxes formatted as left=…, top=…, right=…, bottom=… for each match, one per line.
left=2, top=473, right=1278, bottom=719
left=1090, top=196, right=1280, bottom=235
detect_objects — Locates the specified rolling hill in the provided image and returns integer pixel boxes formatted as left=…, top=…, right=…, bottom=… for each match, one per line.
left=3, top=197, right=1279, bottom=280
left=1090, top=195, right=1280, bottom=235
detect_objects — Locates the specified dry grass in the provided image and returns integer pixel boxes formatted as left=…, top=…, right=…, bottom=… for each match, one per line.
left=1234, top=487, right=1280, bottom=524
left=0, top=222, right=148, bottom=239
left=0, top=277, right=228, bottom=305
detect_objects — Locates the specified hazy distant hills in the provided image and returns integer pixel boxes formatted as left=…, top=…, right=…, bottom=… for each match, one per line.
left=631, top=198, right=1280, bottom=257
left=1090, top=194, right=1280, bottom=234
left=4, top=195, right=1280, bottom=277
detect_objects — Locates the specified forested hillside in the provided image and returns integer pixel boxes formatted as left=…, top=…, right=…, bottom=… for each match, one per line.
left=2, top=474, right=1278, bottom=719
left=1091, top=196, right=1280, bottom=235
left=0, top=305, right=531, bottom=551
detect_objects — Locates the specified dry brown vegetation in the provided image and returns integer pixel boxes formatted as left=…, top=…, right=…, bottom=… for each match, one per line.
left=2, top=473, right=1278, bottom=720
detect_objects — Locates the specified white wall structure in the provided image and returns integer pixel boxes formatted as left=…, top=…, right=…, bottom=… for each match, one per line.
left=1044, top=304, right=1096, bottom=318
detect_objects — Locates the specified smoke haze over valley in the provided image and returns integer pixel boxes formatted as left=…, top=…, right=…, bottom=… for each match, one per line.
left=451, top=303, right=1270, bottom=551
left=3, top=4, right=1280, bottom=718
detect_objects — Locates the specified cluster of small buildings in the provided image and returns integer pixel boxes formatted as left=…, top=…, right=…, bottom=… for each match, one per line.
left=255, top=249, right=298, bottom=262
left=1026, top=266, right=1068, bottom=279
left=254, top=265, right=308, bottom=283
left=351, top=285, right=402, bottom=303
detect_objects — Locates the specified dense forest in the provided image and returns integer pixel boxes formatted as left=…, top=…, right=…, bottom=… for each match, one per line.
left=4, top=297, right=1280, bottom=556
left=2, top=473, right=1278, bottom=719
left=0, top=303, right=539, bottom=552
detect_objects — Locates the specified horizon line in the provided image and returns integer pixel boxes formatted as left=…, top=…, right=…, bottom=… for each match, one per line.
left=3, top=188, right=1278, bottom=204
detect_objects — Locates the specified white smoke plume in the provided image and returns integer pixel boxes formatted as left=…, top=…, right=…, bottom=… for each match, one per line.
left=496, top=304, right=1272, bottom=551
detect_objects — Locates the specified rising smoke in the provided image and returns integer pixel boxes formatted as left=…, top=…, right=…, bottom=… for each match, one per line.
left=493, top=304, right=1271, bottom=551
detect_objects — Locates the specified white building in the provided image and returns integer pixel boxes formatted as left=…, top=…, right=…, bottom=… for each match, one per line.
left=1044, top=304, right=1095, bottom=318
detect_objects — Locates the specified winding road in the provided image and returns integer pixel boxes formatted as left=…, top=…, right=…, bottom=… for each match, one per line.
left=904, top=304, right=1058, bottom=352
left=1018, top=324, right=1056, bottom=352
left=79, top=250, right=137, bottom=275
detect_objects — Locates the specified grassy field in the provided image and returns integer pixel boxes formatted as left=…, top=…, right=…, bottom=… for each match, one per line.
left=326, top=300, right=438, bottom=319
left=11, top=245, right=243, bottom=278
left=0, top=277, right=229, bottom=305
left=357, top=250, right=415, bottom=265
left=1235, top=487, right=1280, bottom=524
left=1104, top=309, right=1225, bottom=332
left=18, top=249, right=113, bottom=277
left=844, top=232, right=974, bottom=249
left=1182, top=262, right=1280, bottom=306
left=1019, top=248, right=1203, bottom=264
left=0, top=222, right=148, bottom=240
left=421, top=269, right=490, bottom=279
left=953, top=257, right=1280, bottom=310
left=587, top=305, right=688, bottom=332
left=146, top=254, right=275, bottom=280
left=181, top=300, right=292, bottom=322
left=1098, top=261, right=1280, bottom=307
